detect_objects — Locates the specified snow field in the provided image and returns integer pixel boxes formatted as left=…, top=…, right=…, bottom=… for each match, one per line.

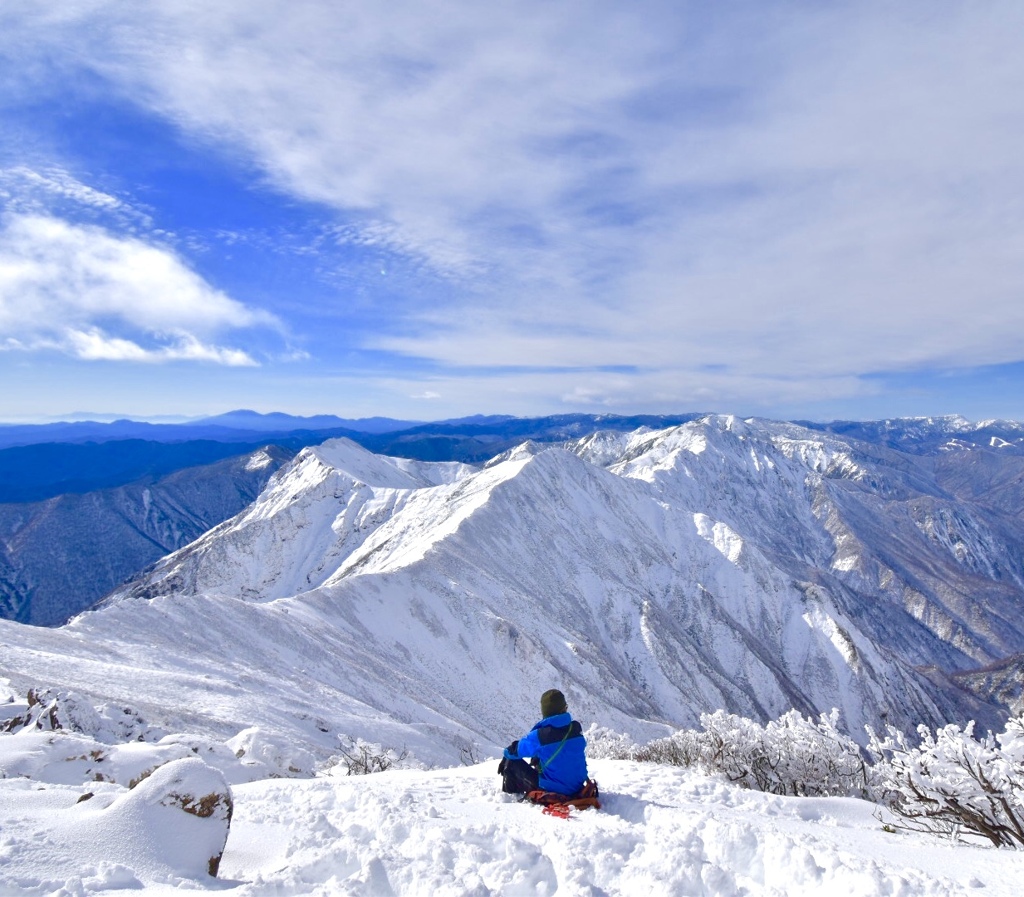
left=3, top=743, right=1023, bottom=895
left=0, top=758, right=231, bottom=895
left=219, top=760, right=1019, bottom=896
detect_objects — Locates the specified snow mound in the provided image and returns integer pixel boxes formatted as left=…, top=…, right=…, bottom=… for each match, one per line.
left=0, top=757, right=232, bottom=893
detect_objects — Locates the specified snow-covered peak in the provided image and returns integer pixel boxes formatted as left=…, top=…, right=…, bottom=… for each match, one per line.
left=243, top=448, right=276, bottom=471
left=305, top=437, right=472, bottom=489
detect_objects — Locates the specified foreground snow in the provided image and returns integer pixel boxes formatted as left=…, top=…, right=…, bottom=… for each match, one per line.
left=3, top=757, right=1021, bottom=896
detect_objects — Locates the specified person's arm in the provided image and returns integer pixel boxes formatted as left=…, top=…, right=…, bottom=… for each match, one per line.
left=503, top=729, right=541, bottom=760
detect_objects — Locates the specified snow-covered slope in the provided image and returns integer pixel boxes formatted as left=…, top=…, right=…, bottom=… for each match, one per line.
left=2, top=421, right=1019, bottom=773
left=579, top=418, right=1024, bottom=671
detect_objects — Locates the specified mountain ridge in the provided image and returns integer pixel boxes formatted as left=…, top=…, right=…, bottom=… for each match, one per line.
left=3, top=416, right=1020, bottom=769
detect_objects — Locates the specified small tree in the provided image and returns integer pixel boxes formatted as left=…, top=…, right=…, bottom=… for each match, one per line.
left=868, top=717, right=1024, bottom=848
left=335, top=739, right=409, bottom=776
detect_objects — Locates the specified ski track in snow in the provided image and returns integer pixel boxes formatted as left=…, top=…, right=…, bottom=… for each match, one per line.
left=2, top=759, right=1021, bottom=896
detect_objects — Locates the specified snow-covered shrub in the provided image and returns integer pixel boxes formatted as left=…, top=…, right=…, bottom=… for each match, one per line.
left=583, top=724, right=641, bottom=760
left=634, top=728, right=702, bottom=768
left=868, top=716, right=1024, bottom=848
left=326, top=737, right=410, bottom=776
left=758, top=709, right=872, bottom=799
left=631, top=709, right=872, bottom=799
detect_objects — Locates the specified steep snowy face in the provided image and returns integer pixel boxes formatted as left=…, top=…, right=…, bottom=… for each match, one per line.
left=577, top=417, right=1024, bottom=672
left=583, top=417, right=838, bottom=567
left=6, top=425, right=1015, bottom=768
left=100, top=439, right=478, bottom=605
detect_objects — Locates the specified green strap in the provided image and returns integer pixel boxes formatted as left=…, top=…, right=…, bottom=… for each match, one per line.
left=538, top=724, right=573, bottom=775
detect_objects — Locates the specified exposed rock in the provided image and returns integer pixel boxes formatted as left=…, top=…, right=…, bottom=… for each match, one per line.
left=126, top=757, right=233, bottom=878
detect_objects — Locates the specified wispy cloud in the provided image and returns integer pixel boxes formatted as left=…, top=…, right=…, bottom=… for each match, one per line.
left=62, top=328, right=258, bottom=366
left=4, top=1, right=1024, bottom=413
left=0, top=213, right=275, bottom=365
left=0, top=167, right=124, bottom=212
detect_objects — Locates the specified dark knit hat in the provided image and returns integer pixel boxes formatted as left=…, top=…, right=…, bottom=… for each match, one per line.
left=540, top=688, right=568, bottom=718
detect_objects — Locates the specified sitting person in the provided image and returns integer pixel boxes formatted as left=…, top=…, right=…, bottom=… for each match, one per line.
left=499, top=688, right=589, bottom=797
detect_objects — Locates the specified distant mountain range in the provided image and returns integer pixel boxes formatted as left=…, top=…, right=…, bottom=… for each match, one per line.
left=0, top=412, right=703, bottom=624
left=797, top=415, right=1024, bottom=454
left=0, top=409, right=422, bottom=449
left=2, top=414, right=1024, bottom=766
left=2, top=410, right=1023, bottom=632
left=0, top=412, right=703, bottom=503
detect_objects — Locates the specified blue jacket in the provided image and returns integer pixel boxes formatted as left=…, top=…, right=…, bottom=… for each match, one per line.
left=503, top=712, right=589, bottom=796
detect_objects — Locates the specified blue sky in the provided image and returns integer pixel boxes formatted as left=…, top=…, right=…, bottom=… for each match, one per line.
left=2, top=1, right=1024, bottom=423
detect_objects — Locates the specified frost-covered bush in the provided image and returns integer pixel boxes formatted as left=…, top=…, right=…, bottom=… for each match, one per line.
left=326, top=738, right=410, bottom=776
left=634, top=728, right=702, bottom=768
left=868, top=716, right=1024, bottom=848
left=629, top=708, right=1024, bottom=847
left=583, top=724, right=641, bottom=760
left=764, top=710, right=873, bottom=798
left=628, top=709, right=873, bottom=799
left=698, top=709, right=872, bottom=798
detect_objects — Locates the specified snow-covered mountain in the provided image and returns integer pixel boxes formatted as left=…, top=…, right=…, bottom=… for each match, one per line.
left=800, top=414, right=1024, bottom=455
left=0, top=412, right=706, bottom=626
left=1, top=416, right=1020, bottom=768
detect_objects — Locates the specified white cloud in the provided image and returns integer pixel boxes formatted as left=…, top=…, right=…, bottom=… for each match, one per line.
left=63, top=328, right=257, bottom=365
left=368, top=365, right=874, bottom=420
left=6, top=2, right=1024, bottom=404
left=0, top=167, right=124, bottom=212
left=0, top=213, right=275, bottom=364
